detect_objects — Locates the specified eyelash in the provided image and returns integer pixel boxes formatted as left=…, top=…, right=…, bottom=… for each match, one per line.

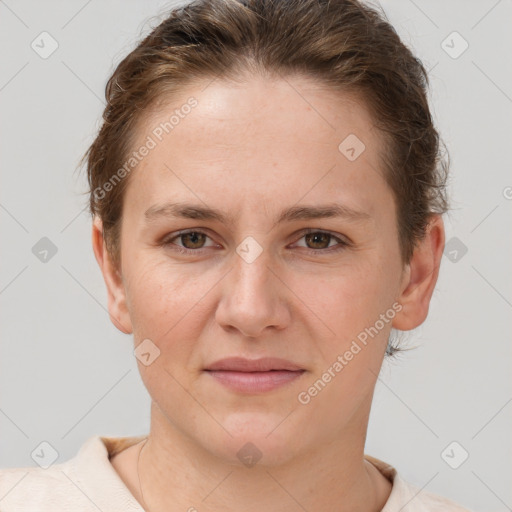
left=161, top=228, right=350, bottom=256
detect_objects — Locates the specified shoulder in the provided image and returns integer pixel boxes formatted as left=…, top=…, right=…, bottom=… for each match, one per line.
left=364, top=453, right=475, bottom=512
left=0, top=458, right=90, bottom=510
left=0, top=434, right=146, bottom=511
left=394, top=477, right=476, bottom=512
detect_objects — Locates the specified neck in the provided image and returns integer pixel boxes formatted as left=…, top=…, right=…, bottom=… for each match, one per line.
left=136, top=402, right=390, bottom=512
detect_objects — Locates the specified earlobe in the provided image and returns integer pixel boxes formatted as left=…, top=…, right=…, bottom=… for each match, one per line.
left=392, top=215, right=445, bottom=331
left=92, top=216, right=133, bottom=335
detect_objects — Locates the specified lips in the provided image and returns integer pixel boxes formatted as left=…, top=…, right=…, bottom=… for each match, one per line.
left=204, top=357, right=305, bottom=393
left=205, top=357, right=304, bottom=372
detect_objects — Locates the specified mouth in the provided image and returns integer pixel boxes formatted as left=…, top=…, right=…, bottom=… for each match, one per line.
left=204, top=357, right=306, bottom=393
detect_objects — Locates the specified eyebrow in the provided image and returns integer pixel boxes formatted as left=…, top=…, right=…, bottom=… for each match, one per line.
left=144, top=201, right=372, bottom=226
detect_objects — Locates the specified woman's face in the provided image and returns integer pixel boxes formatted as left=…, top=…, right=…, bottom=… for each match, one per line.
left=97, top=75, right=423, bottom=464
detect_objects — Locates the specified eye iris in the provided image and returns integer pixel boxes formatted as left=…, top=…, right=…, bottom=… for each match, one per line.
left=181, top=232, right=205, bottom=249
left=305, top=232, right=330, bottom=249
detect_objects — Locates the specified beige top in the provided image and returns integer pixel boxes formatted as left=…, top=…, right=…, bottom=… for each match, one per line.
left=0, top=435, right=474, bottom=511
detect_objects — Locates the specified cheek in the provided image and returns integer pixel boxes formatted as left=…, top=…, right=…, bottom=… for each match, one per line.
left=126, top=262, right=210, bottom=397
left=293, top=260, right=397, bottom=334
left=294, top=265, right=396, bottom=416
left=124, top=256, right=207, bottom=340
left=293, top=259, right=400, bottom=392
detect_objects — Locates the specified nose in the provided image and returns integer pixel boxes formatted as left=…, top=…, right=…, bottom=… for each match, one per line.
left=215, top=245, right=290, bottom=338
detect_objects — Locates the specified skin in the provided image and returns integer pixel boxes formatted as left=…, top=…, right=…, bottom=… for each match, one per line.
left=92, top=73, right=444, bottom=512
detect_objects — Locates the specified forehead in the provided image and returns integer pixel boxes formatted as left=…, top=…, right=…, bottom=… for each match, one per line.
left=140, top=75, right=380, bottom=148
left=124, top=75, right=389, bottom=218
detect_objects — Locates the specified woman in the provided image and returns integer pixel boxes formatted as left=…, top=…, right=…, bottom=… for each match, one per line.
left=0, top=0, right=475, bottom=510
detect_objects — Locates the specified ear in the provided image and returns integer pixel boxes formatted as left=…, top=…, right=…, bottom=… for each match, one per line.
left=392, top=214, right=445, bottom=331
left=91, top=216, right=133, bottom=334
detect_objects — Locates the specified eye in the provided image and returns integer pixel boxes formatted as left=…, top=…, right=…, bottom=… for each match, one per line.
left=161, top=230, right=217, bottom=254
left=161, top=228, right=350, bottom=255
left=292, top=229, right=349, bottom=254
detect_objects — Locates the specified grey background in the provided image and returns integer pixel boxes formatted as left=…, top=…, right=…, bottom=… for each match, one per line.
left=0, top=1, right=510, bottom=510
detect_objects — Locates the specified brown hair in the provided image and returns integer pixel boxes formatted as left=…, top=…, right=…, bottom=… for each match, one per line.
left=81, top=0, right=449, bottom=357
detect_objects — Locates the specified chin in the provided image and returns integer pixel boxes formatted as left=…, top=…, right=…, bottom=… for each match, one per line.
left=205, top=411, right=307, bottom=468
